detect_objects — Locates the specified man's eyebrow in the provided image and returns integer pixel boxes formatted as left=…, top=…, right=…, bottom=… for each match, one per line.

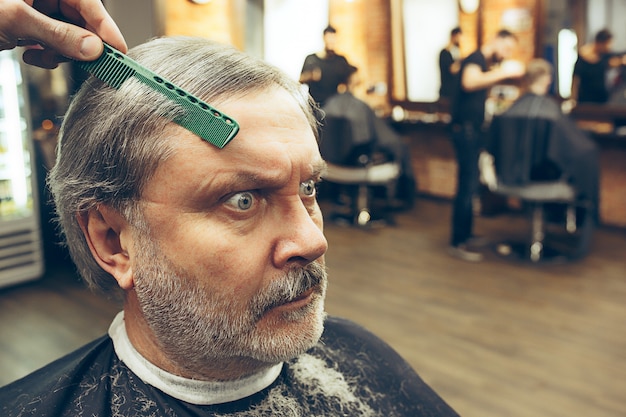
left=223, top=160, right=328, bottom=190
left=312, top=160, right=328, bottom=179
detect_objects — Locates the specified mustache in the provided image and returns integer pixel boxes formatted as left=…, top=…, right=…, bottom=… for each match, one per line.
left=250, top=262, right=327, bottom=316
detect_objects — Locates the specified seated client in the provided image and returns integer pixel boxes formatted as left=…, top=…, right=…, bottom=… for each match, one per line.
left=488, top=59, right=599, bottom=258
left=322, top=65, right=416, bottom=208
left=489, top=58, right=599, bottom=220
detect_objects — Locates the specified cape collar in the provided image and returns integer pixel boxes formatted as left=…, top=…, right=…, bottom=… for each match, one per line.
left=108, top=311, right=283, bottom=405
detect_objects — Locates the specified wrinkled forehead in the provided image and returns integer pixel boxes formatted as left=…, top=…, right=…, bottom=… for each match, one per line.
left=163, top=86, right=321, bottom=169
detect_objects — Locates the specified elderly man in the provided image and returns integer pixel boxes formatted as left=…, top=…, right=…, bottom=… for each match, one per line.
left=0, top=37, right=458, bottom=416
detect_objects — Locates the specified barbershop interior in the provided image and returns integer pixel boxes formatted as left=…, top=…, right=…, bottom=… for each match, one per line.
left=0, top=0, right=625, bottom=416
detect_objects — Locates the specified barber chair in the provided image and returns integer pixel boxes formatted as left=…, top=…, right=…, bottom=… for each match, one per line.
left=481, top=115, right=594, bottom=263
left=319, top=116, right=400, bottom=227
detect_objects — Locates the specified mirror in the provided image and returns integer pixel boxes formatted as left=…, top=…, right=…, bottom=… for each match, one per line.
left=401, top=0, right=459, bottom=103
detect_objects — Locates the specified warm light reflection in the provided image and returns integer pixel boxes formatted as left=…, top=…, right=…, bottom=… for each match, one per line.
left=558, top=29, right=578, bottom=99
left=41, top=119, right=54, bottom=131
left=459, top=0, right=479, bottom=14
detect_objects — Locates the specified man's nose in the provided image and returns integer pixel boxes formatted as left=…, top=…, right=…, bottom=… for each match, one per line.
left=272, top=200, right=328, bottom=268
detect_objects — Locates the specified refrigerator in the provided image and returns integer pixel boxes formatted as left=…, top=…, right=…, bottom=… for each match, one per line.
left=0, top=49, right=44, bottom=288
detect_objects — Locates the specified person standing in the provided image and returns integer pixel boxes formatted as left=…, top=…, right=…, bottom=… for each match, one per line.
left=448, top=29, right=524, bottom=262
left=439, top=27, right=463, bottom=102
left=572, top=29, right=625, bottom=104
left=300, top=25, right=354, bottom=106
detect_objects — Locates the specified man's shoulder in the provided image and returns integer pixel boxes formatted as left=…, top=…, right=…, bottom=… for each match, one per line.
left=319, top=316, right=413, bottom=373
left=325, top=52, right=350, bottom=65
left=0, top=336, right=117, bottom=417
left=304, top=53, right=321, bottom=63
left=504, top=93, right=561, bottom=118
left=464, top=50, right=486, bottom=66
left=307, top=316, right=460, bottom=416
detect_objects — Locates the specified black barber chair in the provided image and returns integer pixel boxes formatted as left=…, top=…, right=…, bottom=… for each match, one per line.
left=481, top=113, right=595, bottom=263
left=319, top=116, right=400, bottom=227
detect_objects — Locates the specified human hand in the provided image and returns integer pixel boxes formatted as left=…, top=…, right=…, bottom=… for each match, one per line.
left=0, top=0, right=127, bottom=68
left=500, top=60, right=525, bottom=79
left=312, top=67, right=322, bottom=81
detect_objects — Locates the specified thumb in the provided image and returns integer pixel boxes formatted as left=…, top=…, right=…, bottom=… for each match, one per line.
left=21, top=10, right=104, bottom=60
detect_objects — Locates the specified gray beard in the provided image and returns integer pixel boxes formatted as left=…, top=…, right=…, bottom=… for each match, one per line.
left=132, top=232, right=327, bottom=376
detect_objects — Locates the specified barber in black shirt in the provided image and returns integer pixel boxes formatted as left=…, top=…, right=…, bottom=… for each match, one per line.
left=448, top=29, right=524, bottom=262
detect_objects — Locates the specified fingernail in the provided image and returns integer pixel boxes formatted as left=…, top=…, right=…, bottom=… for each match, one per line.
left=80, top=36, right=102, bottom=59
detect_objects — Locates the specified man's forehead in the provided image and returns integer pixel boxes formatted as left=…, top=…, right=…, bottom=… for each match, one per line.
left=214, top=88, right=315, bottom=148
left=158, top=89, right=319, bottom=175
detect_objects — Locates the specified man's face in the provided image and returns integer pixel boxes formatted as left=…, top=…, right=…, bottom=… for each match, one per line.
left=597, top=40, right=613, bottom=54
left=494, top=36, right=517, bottom=62
left=452, top=33, right=462, bottom=47
left=323, top=32, right=337, bottom=52
left=130, top=87, right=329, bottom=374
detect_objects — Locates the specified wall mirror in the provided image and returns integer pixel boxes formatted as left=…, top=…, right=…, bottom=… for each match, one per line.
left=399, top=0, right=459, bottom=103
left=390, top=0, right=626, bottom=109
left=389, top=0, right=460, bottom=107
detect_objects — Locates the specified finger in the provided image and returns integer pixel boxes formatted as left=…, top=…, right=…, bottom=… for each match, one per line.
left=13, top=6, right=104, bottom=60
left=0, top=40, right=18, bottom=51
left=59, top=0, right=127, bottom=53
left=16, top=39, right=40, bottom=47
left=22, top=48, right=65, bottom=69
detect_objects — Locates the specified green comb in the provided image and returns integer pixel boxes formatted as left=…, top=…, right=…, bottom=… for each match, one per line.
left=76, top=43, right=239, bottom=148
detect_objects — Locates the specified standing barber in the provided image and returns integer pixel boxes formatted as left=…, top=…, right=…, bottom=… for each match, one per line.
left=448, top=29, right=524, bottom=262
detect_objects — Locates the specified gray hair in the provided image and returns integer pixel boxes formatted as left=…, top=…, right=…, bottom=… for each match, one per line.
left=523, top=58, right=553, bottom=89
left=48, top=36, right=320, bottom=295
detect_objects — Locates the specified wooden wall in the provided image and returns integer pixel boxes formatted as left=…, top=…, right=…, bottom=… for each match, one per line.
left=328, top=0, right=392, bottom=112
left=162, top=0, right=246, bottom=49
left=480, top=0, right=539, bottom=63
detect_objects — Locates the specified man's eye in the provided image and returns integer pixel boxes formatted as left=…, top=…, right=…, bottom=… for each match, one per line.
left=300, top=179, right=317, bottom=197
left=226, top=192, right=255, bottom=210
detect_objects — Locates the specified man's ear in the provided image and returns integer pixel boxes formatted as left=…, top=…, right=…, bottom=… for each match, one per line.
left=77, top=205, right=134, bottom=290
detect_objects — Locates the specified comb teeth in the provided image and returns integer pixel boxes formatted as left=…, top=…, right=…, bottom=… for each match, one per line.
left=76, top=44, right=239, bottom=148
left=77, top=47, right=136, bottom=89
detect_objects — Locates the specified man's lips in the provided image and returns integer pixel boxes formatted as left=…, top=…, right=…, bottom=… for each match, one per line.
left=274, top=287, right=317, bottom=310
left=290, top=287, right=316, bottom=303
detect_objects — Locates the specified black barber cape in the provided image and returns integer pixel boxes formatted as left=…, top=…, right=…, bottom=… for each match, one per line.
left=0, top=315, right=459, bottom=417
left=322, top=91, right=417, bottom=190
left=489, top=93, right=599, bottom=212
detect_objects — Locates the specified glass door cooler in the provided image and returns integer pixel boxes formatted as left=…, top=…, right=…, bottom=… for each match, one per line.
left=0, top=50, right=44, bottom=288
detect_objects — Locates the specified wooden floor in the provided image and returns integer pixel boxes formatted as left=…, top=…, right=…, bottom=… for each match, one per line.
left=1, top=197, right=624, bottom=417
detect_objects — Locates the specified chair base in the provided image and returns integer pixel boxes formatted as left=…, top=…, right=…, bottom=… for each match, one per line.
left=321, top=161, right=400, bottom=229
left=326, top=201, right=395, bottom=228
left=322, top=178, right=398, bottom=228
left=328, top=211, right=393, bottom=228
left=493, top=240, right=571, bottom=264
